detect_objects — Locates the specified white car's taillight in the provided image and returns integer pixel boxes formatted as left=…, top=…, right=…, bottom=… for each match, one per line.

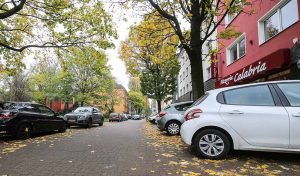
left=184, top=109, right=202, bottom=121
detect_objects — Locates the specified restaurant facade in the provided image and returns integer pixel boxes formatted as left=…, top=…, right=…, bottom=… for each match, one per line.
left=215, top=0, right=300, bottom=88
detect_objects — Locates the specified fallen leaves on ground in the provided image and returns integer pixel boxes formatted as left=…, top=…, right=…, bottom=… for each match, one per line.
left=143, top=121, right=298, bottom=176
left=0, top=129, right=74, bottom=155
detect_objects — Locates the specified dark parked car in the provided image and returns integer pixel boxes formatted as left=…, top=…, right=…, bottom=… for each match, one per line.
left=64, top=107, right=104, bottom=128
left=0, top=102, right=68, bottom=140
left=109, top=113, right=122, bottom=122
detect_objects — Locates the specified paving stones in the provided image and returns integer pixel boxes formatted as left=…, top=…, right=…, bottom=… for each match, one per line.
left=0, top=121, right=299, bottom=176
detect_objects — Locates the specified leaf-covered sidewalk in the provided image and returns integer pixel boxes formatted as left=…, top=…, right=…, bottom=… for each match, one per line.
left=143, top=121, right=300, bottom=176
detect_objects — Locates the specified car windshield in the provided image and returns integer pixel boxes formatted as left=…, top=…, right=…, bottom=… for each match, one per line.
left=110, top=113, right=118, bottom=116
left=74, top=107, right=91, bottom=113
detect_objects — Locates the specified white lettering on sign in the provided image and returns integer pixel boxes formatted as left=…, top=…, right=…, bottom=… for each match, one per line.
left=234, top=62, right=267, bottom=82
left=220, top=75, right=233, bottom=85
left=220, top=61, right=267, bottom=85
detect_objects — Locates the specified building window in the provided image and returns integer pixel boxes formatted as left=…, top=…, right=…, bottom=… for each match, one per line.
left=226, top=34, right=246, bottom=65
left=207, top=66, right=211, bottom=79
left=183, top=71, right=185, bottom=80
left=183, top=87, right=186, bottom=95
left=180, top=75, right=182, bottom=82
left=186, top=67, right=188, bottom=77
left=186, top=84, right=189, bottom=92
left=225, top=12, right=238, bottom=26
left=258, top=0, right=299, bottom=44
left=180, top=89, right=182, bottom=96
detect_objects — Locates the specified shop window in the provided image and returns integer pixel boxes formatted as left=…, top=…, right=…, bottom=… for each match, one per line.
left=226, top=34, right=246, bottom=65
left=258, top=0, right=299, bottom=44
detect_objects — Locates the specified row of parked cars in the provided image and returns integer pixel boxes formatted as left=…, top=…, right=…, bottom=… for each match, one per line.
left=0, top=102, right=105, bottom=140
left=149, top=80, right=300, bottom=159
left=108, top=113, right=142, bottom=122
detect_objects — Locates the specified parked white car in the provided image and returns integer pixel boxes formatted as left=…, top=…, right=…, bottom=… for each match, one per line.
left=180, top=80, right=300, bottom=159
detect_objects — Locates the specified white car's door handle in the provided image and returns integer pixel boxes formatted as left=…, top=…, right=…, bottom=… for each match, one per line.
left=292, top=113, right=300, bottom=117
left=228, top=110, right=244, bottom=115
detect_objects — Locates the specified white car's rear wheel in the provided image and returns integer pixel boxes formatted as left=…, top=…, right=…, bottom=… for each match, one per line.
left=194, top=129, right=230, bottom=159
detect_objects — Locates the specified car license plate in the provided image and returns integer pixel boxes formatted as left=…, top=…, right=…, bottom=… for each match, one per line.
left=68, top=119, right=76, bottom=122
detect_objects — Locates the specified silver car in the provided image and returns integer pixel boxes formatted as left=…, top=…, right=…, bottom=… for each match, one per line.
left=65, top=107, right=104, bottom=128
left=132, top=115, right=141, bottom=120
left=156, top=101, right=193, bottom=135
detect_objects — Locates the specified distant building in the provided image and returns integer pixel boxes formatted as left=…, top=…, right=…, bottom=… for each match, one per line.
left=174, top=37, right=217, bottom=103
left=176, top=50, right=193, bottom=102
left=45, top=97, right=73, bottom=112
left=113, top=83, right=129, bottom=113
left=149, top=99, right=158, bottom=114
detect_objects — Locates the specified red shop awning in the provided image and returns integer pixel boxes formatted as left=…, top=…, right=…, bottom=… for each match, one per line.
left=215, top=49, right=291, bottom=88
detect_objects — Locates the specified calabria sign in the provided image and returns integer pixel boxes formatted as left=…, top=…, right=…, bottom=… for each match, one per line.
left=216, top=49, right=290, bottom=88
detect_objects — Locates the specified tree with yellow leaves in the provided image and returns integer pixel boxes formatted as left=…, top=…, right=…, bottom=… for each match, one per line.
left=120, top=13, right=179, bottom=112
left=119, top=0, right=253, bottom=100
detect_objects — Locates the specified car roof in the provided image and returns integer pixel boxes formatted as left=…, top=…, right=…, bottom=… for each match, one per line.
left=76, top=106, right=95, bottom=109
left=169, top=101, right=194, bottom=107
left=207, top=80, right=300, bottom=94
left=6, top=102, right=42, bottom=106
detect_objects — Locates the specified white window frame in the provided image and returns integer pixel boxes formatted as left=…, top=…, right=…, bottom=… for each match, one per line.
left=225, top=12, right=238, bottom=27
left=226, top=33, right=246, bottom=66
left=258, top=0, right=299, bottom=45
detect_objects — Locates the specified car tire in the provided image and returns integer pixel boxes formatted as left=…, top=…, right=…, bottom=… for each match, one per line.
left=99, top=118, right=104, bottom=126
left=16, top=123, right=32, bottom=140
left=194, top=129, right=230, bottom=160
left=166, top=121, right=181, bottom=135
left=58, top=123, right=67, bottom=133
left=86, top=118, right=92, bottom=128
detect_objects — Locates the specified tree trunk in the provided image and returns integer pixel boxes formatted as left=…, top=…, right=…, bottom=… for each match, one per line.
left=157, top=100, right=162, bottom=112
left=190, top=55, right=205, bottom=101
left=188, top=3, right=205, bottom=101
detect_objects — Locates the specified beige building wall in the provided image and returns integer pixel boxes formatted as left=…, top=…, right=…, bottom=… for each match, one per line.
left=113, top=84, right=128, bottom=113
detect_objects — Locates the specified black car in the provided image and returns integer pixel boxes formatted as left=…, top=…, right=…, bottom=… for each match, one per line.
left=0, top=102, right=68, bottom=140
left=64, top=107, right=104, bottom=127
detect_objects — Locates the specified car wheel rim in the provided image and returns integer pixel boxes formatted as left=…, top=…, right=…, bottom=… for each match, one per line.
left=199, top=134, right=224, bottom=157
left=168, top=123, right=180, bottom=135
left=22, top=126, right=30, bottom=139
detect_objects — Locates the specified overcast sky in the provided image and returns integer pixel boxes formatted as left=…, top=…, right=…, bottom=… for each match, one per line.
left=104, top=3, right=140, bottom=90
